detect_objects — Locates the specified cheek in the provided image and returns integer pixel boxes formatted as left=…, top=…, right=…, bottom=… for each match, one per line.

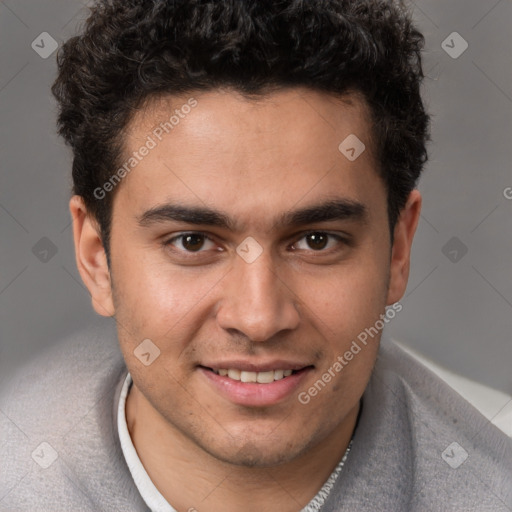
left=111, top=245, right=229, bottom=354
left=295, top=254, right=388, bottom=336
left=113, top=254, right=177, bottom=324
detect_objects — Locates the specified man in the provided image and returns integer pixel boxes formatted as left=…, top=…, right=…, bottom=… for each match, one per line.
left=1, top=0, right=511, bottom=510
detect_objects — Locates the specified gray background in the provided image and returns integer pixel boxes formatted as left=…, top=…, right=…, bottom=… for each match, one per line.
left=1, top=1, right=511, bottom=405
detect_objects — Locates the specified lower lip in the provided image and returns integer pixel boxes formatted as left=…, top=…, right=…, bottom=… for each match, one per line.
left=199, top=367, right=313, bottom=407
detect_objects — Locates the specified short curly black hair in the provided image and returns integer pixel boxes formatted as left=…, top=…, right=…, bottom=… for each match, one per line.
left=52, top=0, right=430, bottom=259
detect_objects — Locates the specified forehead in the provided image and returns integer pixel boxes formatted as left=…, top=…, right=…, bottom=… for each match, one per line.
left=129, top=87, right=374, bottom=155
left=114, top=87, right=383, bottom=225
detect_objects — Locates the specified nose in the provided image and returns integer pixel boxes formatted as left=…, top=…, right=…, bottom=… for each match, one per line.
left=216, top=250, right=300, bottom=342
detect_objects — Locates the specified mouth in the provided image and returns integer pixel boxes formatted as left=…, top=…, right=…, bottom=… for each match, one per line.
left=198, top=364, right=314, bottom=406
left=200, top=366, right=309, bottom=383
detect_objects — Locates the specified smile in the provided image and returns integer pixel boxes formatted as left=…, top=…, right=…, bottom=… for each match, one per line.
left=212, top=368, right=295, bottom=383
left=199, top=365, right=314, bottom=406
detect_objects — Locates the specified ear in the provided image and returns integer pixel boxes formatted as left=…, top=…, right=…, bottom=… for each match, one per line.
left=386, top=189, right=422, bottom=305
left=69, top=195, right=115, bottom=317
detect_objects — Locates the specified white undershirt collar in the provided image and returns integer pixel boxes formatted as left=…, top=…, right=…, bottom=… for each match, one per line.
left=117, top=372, right=352, bottom=512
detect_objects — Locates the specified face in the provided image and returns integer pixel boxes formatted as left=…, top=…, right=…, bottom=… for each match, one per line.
left=71, top=87, right=420, bottom=468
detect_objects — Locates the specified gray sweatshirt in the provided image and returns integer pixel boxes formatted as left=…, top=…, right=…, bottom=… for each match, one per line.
left=1, top=321, right=511, bottom=511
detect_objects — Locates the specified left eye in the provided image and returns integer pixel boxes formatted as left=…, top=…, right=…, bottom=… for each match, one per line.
left=165, top=233, right=217, bottom=252
left=292, top=232, right=343, bottom=251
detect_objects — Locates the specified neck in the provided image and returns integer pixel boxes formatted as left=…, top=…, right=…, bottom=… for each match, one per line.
left=126, top=383, right=358, bottom=512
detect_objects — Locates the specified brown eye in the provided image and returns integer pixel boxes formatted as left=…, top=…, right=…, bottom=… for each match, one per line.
left=292, top=232, right=346, bottom=253
left=164, top=232, right=217, bottom=253
left=306, top=232, right=328, bottom=250
left=181, top=233, right=206, bottom=251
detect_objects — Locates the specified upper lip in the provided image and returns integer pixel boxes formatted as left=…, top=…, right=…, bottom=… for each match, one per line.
left=199, top=360, right=313, bottom=372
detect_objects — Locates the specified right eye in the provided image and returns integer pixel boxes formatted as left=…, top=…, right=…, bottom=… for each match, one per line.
left=163, top=232, right=218, bottom=253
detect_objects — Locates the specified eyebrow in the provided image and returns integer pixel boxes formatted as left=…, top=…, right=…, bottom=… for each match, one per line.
left=137, top=198, right=367, bottom=231
left=278, top=199, right=367, bottom=229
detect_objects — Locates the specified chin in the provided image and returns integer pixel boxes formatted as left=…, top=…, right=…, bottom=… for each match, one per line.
left=198, top=430, right=310, bottom=468
left=216, top=445, right=300, bottom=468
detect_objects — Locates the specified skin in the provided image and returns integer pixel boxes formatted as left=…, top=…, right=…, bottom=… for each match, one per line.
left=70, top=87, right=421, bottom=512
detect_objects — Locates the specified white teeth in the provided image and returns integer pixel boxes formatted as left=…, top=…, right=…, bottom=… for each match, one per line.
left=256, top=371, right=275, bottom=384
left=240, top=371, right=257, bottom=383
left=227, top=369, right=241, bottom=380
left=215, top=368, right=297, bottom=383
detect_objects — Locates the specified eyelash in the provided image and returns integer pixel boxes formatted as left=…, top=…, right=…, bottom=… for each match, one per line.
left=163, top=232, right=218, bottom=254
left=162, top=231, right=349, bottom=257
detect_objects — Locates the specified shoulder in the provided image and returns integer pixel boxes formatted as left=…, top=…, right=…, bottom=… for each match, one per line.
left=0, top=319, right=123, bottom=428
left=325, top=336, right=512, bottom=511
left=373, top=338, right=512, bottom=509
left=0, top=320, right=147, bottom=511
left=377, top=337, right=511, bottom=448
